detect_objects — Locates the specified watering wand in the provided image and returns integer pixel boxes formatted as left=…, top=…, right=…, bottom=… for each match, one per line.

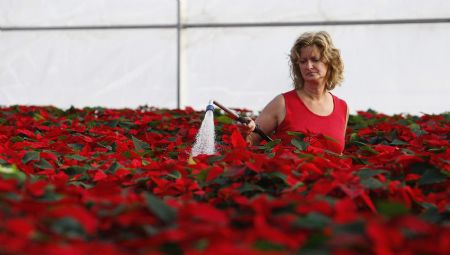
left=208, top=100, right=273, bottom=142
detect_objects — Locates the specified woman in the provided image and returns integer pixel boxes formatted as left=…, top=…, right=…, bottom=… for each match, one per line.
left=244, top=31, right=348, bottom=154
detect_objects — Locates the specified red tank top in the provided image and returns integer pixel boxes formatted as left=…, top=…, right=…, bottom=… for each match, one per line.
left=273, top=90, right=347, bottom=154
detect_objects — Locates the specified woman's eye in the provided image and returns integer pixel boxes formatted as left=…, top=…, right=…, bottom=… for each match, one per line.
left=299, top=60, right=306, bottom=64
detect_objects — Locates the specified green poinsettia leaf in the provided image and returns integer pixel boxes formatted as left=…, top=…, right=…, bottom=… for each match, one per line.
left=408, top=123, right=427, bottom=136
left=294, top=212, right=331, bottom=230
left=377, top=201, right=409, bottom=217
left=216, top=115, right=233, bottom=124
left=238, top=182, right=265, bottom=194
left=356, top=168, right=389, bottom=179
left=206, top=155, right=224, bottom=164
left=360, top=177, right=385, bottom=190
left=390, top=139, right=408, bottom=146
left=132, top=136, right=151, bottom=151
left=51, top=217, right=86, bottom=239
left=65, top=154, right=87, bottom=161
left=287, top=131, right=306, bottom=139
left=418, top=168, right=447, bottom=186
left=64, top=166, right=89, bottom=176
left=253, top=240, right=284, bottom=251
left=106, top=161, right=122, bottom=174
left=22, top=151, right=40, bottom=164
left=291, top=138, right=309, bottom=151
left=68, top=143, right=84, bottom=151
left=143, top=192, right=177, bottom=224
left=33, top=159, right=53, bottom=170
left=0, top=164, right=26, bottom=182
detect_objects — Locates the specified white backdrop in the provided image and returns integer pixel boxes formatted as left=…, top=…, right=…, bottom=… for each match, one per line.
left=1, top=0, right=449, bottom=114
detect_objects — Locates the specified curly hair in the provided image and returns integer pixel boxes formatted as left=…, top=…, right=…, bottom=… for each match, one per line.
left=289, top=31, right=344, bottom=90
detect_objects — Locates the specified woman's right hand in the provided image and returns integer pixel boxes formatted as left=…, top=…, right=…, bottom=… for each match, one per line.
left=238, top=117, right=256, bottom=137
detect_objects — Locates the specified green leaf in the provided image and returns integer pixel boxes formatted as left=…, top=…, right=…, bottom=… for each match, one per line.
left=216, top=115, right=233, bottom=124
left=106, top=161, right=122, bottom=174
left=132, top=136, right=151, bottom=151
left=291, top=138, right=309, bottom=151
left=33, top=159, right=53, bottom=170
left=107, top=119, right=119, bottom=128
left=294, top=212, right=331, bottom=230
left=51, top=217, right=86, bottom=239
left=193, top=169, right=208, bottom=182
left=68, top=143, right=84, bottom=151
left=418, top=168, right=447, bottom=186
left=349, top=133, right=360, bottom=144
left=22, top=151, right=40, bottom=164
left=301, top=233, right=330, bottom=254
left=238, top=182, right=265, bottom=194
left=297, top=248, right=329, bottom=255
left=268, top=172, right=287, bottom=182
left=64, top=166, right=89, bottom=176
left=420, top=204, right=446, bottom=224
left=390, top=139, right=408, bottom=146
left=142, top=224, right=159, bottom=236
left=377, top=201, right=409, bottom=217
left=286, top=131, right=306, bottom=138
left=322, top=134, right=338, bottom=143
left=194, top=238, right=209, bottom=251
left=143, top=192, right=177, bottom=224
left=65, top=154, right=87, bottom=161
left=68, top=181, right=94, bottom=189
left=333, top=221, right=365, bottom=234
left=206, top=155, right=224, bottom=164
left=356, top=168, right=389, bottom=179
left=354, top=141, right=379, bottom=154
left=167, top=170, right=181, bottom=179
left=408, top=123, right=427, bottom=136
left=263, top=139, right=281, bottom=149
left=0, top=164, right=27, bottom=182
left=253, top=240, right=284, bottom=251
left=360, top=177, right=385, bottom=190
left=10, top=136, right=24, bottom=143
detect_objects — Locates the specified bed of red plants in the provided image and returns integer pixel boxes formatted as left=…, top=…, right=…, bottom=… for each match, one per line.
left=0, top=105, right=449, bottom=255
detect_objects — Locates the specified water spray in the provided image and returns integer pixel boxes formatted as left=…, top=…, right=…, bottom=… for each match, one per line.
left=191, top=100, right=216, bottom=156
left=212, top=100, right=273, bottom=142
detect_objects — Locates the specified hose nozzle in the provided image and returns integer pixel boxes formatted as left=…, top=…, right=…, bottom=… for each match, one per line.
left=206, top=104, right=215, bottom=112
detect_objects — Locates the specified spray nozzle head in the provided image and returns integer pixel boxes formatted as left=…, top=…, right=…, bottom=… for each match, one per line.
left=206, top=104, right=215, bottom=112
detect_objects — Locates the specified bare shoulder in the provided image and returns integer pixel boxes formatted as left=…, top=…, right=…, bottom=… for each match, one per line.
left=263, top=94, right=285, bottom=113
left=259, top=94, right=286, bottom=126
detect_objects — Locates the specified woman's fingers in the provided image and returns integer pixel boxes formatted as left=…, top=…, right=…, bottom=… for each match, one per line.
left=237, top=117, right=256, bottom=136
left=246, top=119, right=256, bottom=132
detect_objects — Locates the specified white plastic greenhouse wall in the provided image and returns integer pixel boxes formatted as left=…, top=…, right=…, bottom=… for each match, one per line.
left=1, top=0, right=449, bottom=115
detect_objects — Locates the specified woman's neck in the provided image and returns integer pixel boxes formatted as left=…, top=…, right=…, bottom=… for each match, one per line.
left=299, top=82, right=328, bottom=101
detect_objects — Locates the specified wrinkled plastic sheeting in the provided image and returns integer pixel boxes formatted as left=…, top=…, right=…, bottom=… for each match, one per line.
left=182, top=24, right=450, bottom=115
left=0, top=30, right=178, bottom=109
left=185, top=0, right=450, bottom=23
left=0, top=0, right=176, bottom=26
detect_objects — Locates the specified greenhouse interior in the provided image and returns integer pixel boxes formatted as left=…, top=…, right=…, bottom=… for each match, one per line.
left=0, top=1, right=449, bottom=255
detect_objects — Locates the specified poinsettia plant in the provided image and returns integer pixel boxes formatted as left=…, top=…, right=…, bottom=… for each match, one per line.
left=0, top=105, right=449, bottom=255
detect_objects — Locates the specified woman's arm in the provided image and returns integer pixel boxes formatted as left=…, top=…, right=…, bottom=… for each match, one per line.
left=246, top=94, right=285, bottom=145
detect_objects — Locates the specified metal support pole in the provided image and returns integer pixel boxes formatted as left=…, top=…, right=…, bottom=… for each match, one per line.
left=176, top=0, right=181, bottom=109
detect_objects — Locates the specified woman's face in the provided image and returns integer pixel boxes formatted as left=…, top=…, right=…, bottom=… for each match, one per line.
left=298, top=45, right=328, bottom=85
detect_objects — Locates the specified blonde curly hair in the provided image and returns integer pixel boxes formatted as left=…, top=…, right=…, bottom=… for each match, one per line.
left=289, top=31, right=344, bottom=90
